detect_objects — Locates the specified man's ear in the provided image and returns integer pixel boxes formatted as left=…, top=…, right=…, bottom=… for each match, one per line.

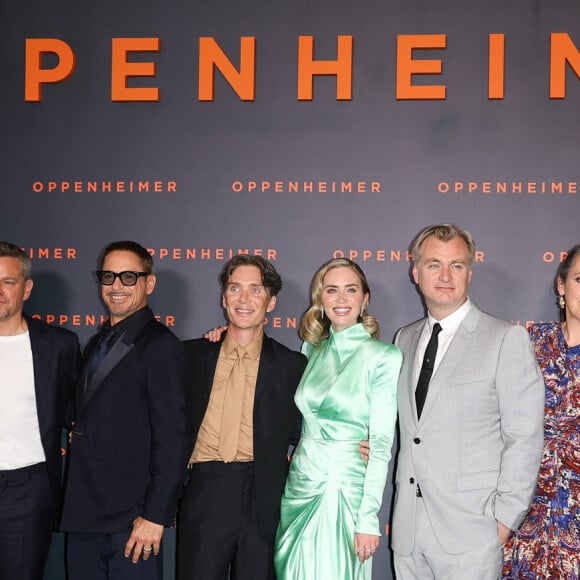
left=23, top=278, right=34, bottom=302
left=145, top=273, right=157, bottom=295
left=266, top=295, right=277, bottom=313
left=412, top=264, right=419, bottom=284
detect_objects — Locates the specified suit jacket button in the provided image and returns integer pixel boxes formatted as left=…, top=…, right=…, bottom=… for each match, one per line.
left=409, top=477, right=415, bottom=484
left=413, top=437, right=421, bottom=444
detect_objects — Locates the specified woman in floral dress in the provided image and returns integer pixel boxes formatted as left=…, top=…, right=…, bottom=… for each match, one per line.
left=503, top=244, right=580, bottom=579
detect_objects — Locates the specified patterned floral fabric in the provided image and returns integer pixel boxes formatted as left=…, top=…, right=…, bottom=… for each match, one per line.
left=503, top=322, right=580, bottom=579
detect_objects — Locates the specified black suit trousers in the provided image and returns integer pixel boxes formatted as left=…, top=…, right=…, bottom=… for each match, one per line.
left=67, top=526, right=163, bottom=580
left=0, top=463, right=53, bottom=580
left=177, top=461, right=275, bottom=580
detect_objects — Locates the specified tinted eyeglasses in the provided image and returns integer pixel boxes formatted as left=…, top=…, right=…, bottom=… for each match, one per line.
left=96, top=270, right=149, bottom=286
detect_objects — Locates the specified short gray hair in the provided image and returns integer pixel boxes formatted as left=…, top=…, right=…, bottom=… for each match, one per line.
left=0, top=242, right=32, bottom=279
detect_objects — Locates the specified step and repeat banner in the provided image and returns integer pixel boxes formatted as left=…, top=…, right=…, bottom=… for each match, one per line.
left=2, top=0, right=580, bottom=578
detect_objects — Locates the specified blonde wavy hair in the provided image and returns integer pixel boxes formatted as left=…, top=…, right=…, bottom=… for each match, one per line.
left=300, top=258, right=379, bottom=346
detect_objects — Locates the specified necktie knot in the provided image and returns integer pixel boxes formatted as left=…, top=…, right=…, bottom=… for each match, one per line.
left=233, top=347, right=249, bottom=361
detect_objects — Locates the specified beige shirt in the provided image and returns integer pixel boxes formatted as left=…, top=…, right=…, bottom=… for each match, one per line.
left=190, top=333, right=262, bottom=463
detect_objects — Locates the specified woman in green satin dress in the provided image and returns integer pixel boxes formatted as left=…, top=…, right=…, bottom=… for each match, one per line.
left=274, top=258, right=402, bottom=580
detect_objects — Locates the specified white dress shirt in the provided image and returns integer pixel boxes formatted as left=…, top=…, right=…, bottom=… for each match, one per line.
left=412, top=298, right=474, bottom=388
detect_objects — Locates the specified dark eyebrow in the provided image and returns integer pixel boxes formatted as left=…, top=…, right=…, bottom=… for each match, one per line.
left=227, top=282, right=264, bottom=288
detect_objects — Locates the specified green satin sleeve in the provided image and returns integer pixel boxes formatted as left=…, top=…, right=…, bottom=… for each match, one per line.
left=355, top=343, right=402, bottom=535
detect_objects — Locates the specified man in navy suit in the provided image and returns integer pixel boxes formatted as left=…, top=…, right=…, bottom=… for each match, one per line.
left=178, top=255, right=306, bottom=580
left=0, top=241, right=80, bottom=580
left=61, top=241, right=191, bottom=580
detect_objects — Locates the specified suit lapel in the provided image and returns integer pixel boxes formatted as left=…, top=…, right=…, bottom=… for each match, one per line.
left=79, top=334, right=133, bottom=413
left=78, top=309, right=153, bottom=414
left=252, top=335, right=275, bottom=451
left=406, top=322, right=425, bottom=426
left=27, top=317, right=51, bottom=444
left=204, top=340, right=222, bottom=397
left=418, top=305, right=481, bottom=424
left=254, top=334, right=274, bottom=406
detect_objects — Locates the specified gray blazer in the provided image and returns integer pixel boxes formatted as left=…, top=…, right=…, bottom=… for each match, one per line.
left=391, top=304, right=544, bottom=555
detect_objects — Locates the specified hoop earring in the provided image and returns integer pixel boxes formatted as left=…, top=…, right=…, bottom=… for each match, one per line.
left=559, top=295, right=566, bottom=309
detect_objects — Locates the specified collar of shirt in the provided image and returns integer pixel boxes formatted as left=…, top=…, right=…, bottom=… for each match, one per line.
left=222, top=332, right=263, bottom=361
left=103, top=306, right=151, bottom=335
left=427, top=297, right=473, bottom=338
left=414, top=298, right=473, bottom=383
left=96, top=306, right=151, bottom=353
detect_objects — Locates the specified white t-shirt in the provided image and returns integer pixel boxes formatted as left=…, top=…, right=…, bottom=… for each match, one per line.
left=0, top=331, right=46, bottom=469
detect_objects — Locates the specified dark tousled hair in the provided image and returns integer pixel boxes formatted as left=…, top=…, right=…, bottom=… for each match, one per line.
left=98, top=241, right=153, bottom=272
left=219, top=254, right=282, bottom=296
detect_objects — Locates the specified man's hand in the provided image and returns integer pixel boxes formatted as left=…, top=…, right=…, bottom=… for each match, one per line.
left=497, top=521, right=511, bottom=546
left=358, top=440, right=370, bottom=462
left=124, top=516, right=164, bottom=563
left=354, top=533, right=380, bottom=563
left=203, top=325, right=228, bottom=342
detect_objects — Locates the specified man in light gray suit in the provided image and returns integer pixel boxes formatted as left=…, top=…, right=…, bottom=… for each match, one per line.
left=391, top=224, right=544, bottom=579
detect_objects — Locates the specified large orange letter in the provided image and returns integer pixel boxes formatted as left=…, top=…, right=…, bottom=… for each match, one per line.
left=25, top=39, right=75, bottom=102
left=198, top=37, right=256, bottom=101
left=297, top=36, right=352, bottom=100
left=396, top=35, right=446, bottom=100
left=550, top=33, right=580, bottom=99
left=488, top=34, right=505, bottom=100
left=111, top=38, right=160, bottom=102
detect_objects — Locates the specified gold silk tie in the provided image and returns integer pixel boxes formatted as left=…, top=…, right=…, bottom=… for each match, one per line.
left=218, top=347, right=248, bottom=462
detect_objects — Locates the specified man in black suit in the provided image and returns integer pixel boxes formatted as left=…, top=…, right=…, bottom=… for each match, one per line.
left=178, top=255, right=306, bottom=580
left=0, top=241, right=80, bottom=580
left=61, top=241, right=191, bottom=580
